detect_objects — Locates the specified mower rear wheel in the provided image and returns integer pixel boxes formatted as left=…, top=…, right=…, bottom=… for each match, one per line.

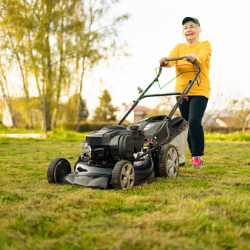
left=111, top=160, right=135, bottom=190
left=158, top=144, right=179, bottom=178
left=47, top=158, right=71, bottom=184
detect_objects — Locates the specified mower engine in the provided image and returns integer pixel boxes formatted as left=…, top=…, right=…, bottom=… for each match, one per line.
left=82, top=125, right=145, bottom=162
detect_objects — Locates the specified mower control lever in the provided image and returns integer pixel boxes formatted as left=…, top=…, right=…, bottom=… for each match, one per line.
left=137, top=87, right=143, bottom=94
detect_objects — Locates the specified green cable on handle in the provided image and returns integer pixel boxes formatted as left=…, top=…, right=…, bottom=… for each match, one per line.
left=155, top=68, right=177, bottom=90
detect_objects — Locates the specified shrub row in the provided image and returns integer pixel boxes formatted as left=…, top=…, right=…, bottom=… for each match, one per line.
left=204, top=126, right=250, bottom=133
left=56, top=123, right=249, bottom=134
left=57, top=121, right=131, bottom=132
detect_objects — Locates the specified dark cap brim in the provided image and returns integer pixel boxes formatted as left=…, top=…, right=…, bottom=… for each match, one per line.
left=182, top=17, right=200, bottom=27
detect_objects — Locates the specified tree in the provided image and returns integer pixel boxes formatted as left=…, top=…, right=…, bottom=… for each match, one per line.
left=0, top=0, right=128, bottom=130
left=201, top=86, right=234, bottom=130
left=93, top=89, right=116, bottom=122
left=0, top=0, right=32, bottom=127
left=229, top=97, right=250, bottom=132
left=74, top=0, right=129, bottom=131
left=0, top=59, right=17, bottom=128
left=147, top=96, right=181, bottom=118
left=65, top=93, right=88, bottom=123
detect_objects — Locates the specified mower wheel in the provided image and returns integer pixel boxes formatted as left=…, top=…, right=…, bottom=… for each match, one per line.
left=47, top=158, right=71, bottom=184
left=158, top=144, right=179, bottom=178
left=111, top=160, right=135, bottom=190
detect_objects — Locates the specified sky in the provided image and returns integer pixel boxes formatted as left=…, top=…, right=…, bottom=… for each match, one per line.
left=75, top=0, right=250, bottom=116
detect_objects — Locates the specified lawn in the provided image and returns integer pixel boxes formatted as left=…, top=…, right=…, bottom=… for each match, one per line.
left=0, top=134, right=250, bottom=250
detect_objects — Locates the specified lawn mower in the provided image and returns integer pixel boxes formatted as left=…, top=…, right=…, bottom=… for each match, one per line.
left=47, top=56, right=201, bottom=189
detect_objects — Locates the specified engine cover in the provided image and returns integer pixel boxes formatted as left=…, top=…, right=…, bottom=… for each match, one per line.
left=86, top=125, right=145, bottom=161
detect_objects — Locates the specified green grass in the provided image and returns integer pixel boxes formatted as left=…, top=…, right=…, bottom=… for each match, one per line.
left=46, top=130, right=88, bottom=141
left=0, top=135, right=250, bottom=249
left=205, top=132, right=250, bottom=141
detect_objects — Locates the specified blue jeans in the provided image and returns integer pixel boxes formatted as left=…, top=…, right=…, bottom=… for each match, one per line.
left=177, top=96, right=208, bottom=156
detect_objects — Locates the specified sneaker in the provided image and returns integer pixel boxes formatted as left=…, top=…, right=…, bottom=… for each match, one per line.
left=189, top=156, right=194, bottom=164
left=189, top=156, right=204, bottom=167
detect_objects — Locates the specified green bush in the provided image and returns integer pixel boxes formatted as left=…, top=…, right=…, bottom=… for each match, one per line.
left=57, top=121, right=131, bottom=132
left=204, top=125, right=250, bottom=133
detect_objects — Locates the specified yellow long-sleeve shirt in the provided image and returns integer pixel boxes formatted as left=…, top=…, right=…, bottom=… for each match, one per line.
left=167, top=40, right=212, bottom=98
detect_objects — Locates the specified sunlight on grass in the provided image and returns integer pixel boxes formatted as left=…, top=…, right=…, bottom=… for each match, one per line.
left=205, top=132, right=250, bottom=141
left=0, top=137, right=250, bottom=249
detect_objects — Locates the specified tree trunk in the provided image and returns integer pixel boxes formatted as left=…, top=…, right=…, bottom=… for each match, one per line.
left=44, top=0, right=53, bottom=131
left=0, top=62, right=17, bottom=128
left=53, top=6, right=64, bottom=128
left=5, top=24, right=31, bottom=128
left=75, top=62, right=85, bottom=132
left=45, top=34, right=52, bottom=131
left=23, top=0, right=42, bottom=97
left=75, top=12, right=93, bottom=131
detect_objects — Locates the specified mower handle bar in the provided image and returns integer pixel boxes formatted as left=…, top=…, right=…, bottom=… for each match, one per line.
left=158, top=56, right=200, bottom=75
left=165, top=56, right=187, bottom=61
left=117, top=56, right=201, bottom=125
left=165, top=56, right=200, bottom=69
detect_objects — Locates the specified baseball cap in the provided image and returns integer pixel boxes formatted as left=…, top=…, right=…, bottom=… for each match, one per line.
left=182, top=17, right=200, bottom=27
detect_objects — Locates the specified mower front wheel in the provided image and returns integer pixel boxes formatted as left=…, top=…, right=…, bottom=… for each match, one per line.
left=111, top=160, right=135, bottom=190
left=47, top=158, right=71, bottom=184
left=158, top=144, right=179, bottom=178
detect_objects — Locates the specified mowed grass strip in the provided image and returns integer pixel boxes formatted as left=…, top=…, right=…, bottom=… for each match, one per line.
left=0, top=137, right=250, bottom=250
